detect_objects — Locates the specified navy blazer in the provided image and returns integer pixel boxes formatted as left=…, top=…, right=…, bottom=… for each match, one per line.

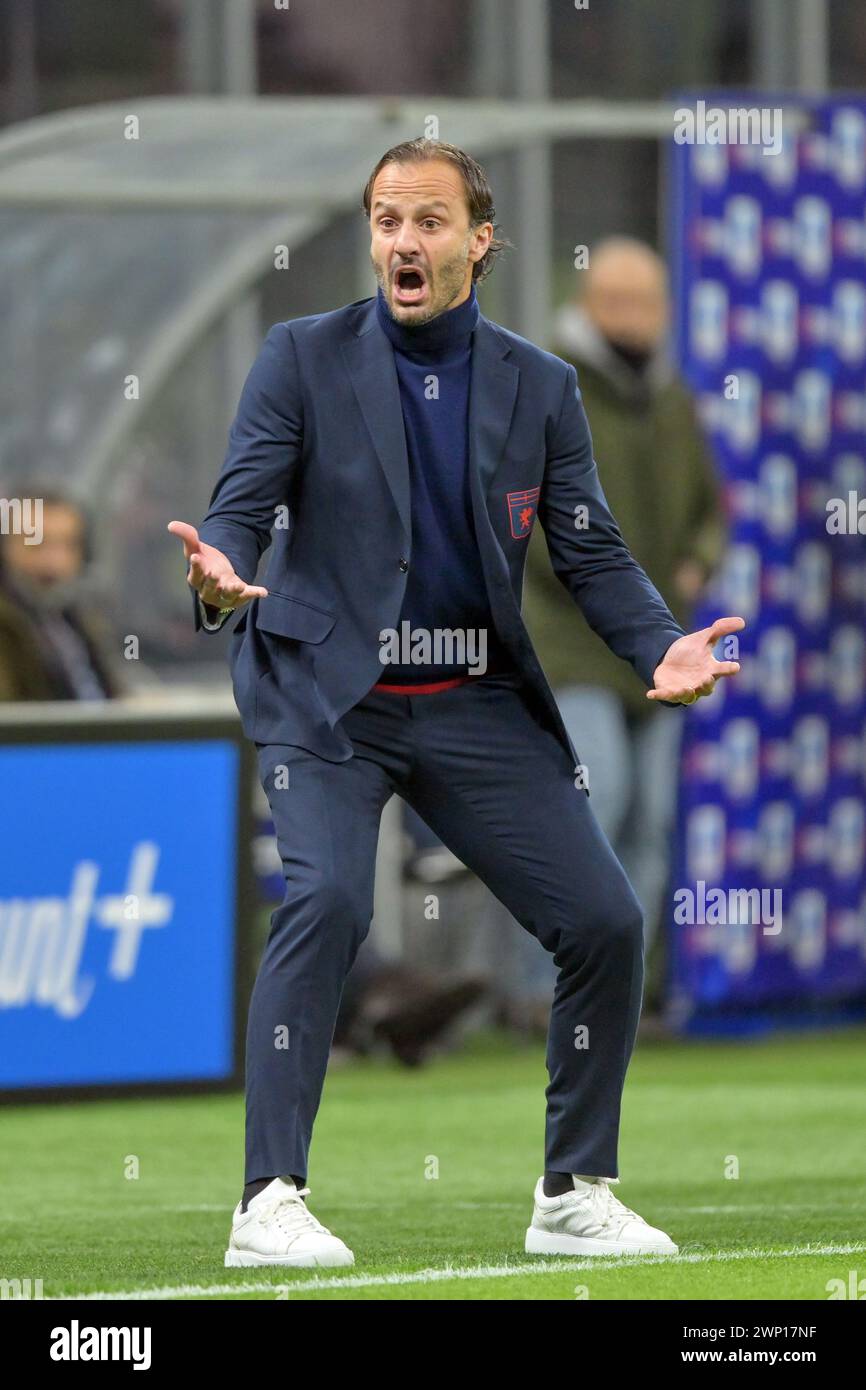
left=193, top=295, right=686, bottom=772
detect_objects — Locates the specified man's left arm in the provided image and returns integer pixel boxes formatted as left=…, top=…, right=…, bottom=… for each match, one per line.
left=538, top=363, right=743, bottom=705
left=538, top=362, right=686, bottom=693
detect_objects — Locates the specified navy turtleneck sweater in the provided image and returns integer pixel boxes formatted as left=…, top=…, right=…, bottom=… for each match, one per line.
left=375, top=284, right=511, bottom=682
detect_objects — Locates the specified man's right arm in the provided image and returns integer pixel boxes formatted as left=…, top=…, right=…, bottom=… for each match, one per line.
left=196, top=595, right=235, bottom=632
left=191, top=321, right=305, bottom=630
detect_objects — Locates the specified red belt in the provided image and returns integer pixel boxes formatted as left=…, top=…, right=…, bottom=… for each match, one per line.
left=372, top=662, right=516, bottom=695
left=373, top=675, right=471, bottom=695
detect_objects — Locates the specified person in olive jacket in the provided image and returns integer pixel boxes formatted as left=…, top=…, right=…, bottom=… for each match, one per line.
left=521, top=237, right=727, bottom=959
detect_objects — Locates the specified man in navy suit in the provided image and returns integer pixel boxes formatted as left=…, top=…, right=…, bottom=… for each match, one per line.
left=169, top=139, right=743, bottom=1267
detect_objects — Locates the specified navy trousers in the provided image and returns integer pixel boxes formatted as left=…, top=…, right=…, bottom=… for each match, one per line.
left=246, top=670, right=645, bottom=1184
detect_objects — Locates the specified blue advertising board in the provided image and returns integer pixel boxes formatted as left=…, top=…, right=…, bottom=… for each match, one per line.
left=0, top=734, right=247, bottom=1091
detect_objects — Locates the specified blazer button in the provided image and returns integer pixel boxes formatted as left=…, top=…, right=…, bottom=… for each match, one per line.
left=398, top=557, right=409, bottom=572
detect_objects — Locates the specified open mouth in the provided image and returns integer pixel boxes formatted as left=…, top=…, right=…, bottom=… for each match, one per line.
left=393, top=265, right=428, bottom=305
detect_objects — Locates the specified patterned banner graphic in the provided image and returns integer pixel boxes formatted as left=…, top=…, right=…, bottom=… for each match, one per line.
left=668, top=95, right=866, bottom=1033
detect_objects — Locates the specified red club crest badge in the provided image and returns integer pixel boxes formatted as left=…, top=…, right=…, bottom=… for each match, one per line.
left=506, top=487, right=540, bottom=539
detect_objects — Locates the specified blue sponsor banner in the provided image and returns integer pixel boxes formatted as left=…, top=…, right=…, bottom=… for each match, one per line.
left=668, top=94, right=866, bottom=1032
left=0, top=740, right=239, bottom=1088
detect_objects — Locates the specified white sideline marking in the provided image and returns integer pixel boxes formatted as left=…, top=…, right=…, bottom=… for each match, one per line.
left=53, top=1242, right=866, bottom=1300
left=11, top=1195, right=860, bottom=1221
left=672, top=1204, right=866, bottom=1215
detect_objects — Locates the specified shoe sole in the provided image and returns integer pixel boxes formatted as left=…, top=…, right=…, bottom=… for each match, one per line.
left=225, top=1247, right=355, bottom=1268
left=525, top=1227, right=678, bottom=1257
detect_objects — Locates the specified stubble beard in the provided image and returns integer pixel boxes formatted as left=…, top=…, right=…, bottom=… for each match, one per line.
left=372, top=239, right=473, bottom=328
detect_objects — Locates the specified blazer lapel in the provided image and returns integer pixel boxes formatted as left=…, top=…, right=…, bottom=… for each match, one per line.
left=469, top=316, right=520, bottom=502
left=341, top=302, right=411, bottom=540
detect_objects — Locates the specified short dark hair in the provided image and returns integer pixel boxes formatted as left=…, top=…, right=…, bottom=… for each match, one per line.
left=362, top=138, right=511, bottom=283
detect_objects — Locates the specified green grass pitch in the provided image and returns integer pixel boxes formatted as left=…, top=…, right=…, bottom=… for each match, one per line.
left=3, top=1028, right=865, bottom=1300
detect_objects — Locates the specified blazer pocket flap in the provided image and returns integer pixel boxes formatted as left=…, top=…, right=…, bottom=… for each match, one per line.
left=255, top=593, right=336, bottom=643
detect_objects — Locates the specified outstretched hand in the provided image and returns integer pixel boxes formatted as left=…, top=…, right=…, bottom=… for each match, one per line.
left=167, top=520, right=268, bottom=611
left=648, top=616, right=745, bottom=705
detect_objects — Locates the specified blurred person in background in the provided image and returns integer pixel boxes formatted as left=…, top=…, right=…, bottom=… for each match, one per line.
left=330, top=944, right=487, bottom=1067
left=513, top=238, right=727, bottom=1023
left=0, top=486, right=125, bottom=702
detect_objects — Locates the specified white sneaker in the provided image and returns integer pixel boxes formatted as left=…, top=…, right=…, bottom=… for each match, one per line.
left=525, top=1175, right=678, bottom=1256
left=224, top=1177, right=354, bottom=1268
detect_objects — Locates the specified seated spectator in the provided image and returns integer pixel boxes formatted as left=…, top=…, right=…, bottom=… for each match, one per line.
left=0, top=486, right=124, bottom=701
